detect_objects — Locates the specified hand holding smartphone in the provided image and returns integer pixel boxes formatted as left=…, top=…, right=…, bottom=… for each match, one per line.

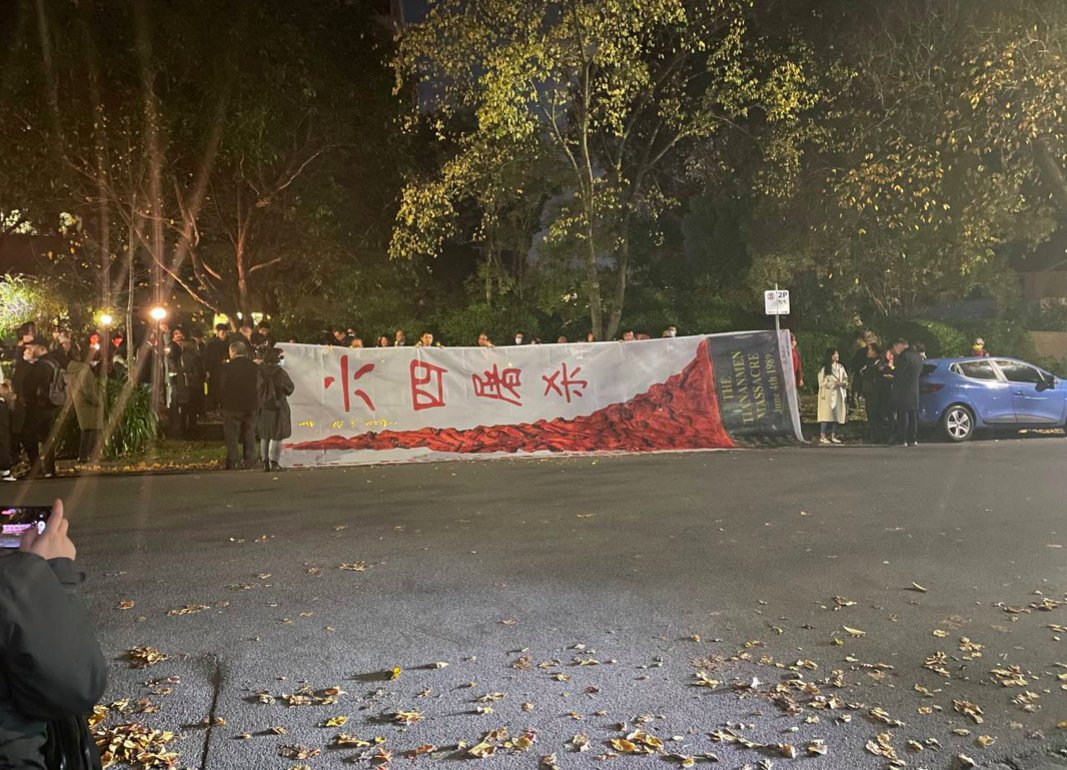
left=2, top=500, right=75, bottom=560
left=1, top=507, right=50, bottom=549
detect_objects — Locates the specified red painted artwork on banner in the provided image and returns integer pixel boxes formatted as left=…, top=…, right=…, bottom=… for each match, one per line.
left=291, top=339, right=733, bottom=455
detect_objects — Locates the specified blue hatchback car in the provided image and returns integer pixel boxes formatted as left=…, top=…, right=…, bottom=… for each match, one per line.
left=918, top=357, right=1067, bottom=441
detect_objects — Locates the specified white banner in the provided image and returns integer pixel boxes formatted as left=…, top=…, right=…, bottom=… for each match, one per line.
left=279, top=331, right=800, bottom=467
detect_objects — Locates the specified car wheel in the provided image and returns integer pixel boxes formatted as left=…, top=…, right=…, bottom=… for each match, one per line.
left=940, top=404, right=974, bottom=442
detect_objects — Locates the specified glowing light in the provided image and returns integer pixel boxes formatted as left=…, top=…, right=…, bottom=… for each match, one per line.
left=100, top=313, right=113, bottom=327
left=149, top=307, right=167, bottom=322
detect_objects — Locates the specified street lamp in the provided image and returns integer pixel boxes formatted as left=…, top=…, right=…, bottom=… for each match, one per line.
left=149, top=307, right=168, bottom=415
left=99, top=313, right=114, bottom=377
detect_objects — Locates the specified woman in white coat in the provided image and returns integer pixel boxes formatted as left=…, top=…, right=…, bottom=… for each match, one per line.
left=817, top=347, right=848, bottom=444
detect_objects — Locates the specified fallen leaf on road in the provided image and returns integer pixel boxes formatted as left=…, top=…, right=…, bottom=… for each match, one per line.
left=842, top=626, right=866, bottom=638
left=338, top=562, right=369, bottom=571
left=322, top=716, right=347, bottom=727
left=909, top=582, right=928, bottom=593
left=391, top=710, right=423, bottom=725
left=126, top=647, right=168, bottom=669
left=953, top=700, right=984, bottom=724
left=116, top=600, right=135, bottom=610
left=278, top=744, right=320, bottom=760
left=166, top=604, right=210, bottom=617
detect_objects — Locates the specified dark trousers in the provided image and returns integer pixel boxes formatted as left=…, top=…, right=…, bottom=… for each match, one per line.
left=0, top=432, right=10, bottom=471
left=892, top=408, right=919, bottom=445
left=24, top=407, right=58, bottom=476
left=223, top=410, right=256, bottom=468
left=169, top=399, right=196, bottom=438
left=78, top=428, right=101, bottom=462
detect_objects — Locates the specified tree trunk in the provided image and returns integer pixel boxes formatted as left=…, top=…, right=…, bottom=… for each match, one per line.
left=583, top=202, right=604, bottom=340
left=605, top=226, right=629, bottom=340
left=1034, top=134, right=1067, bottom=218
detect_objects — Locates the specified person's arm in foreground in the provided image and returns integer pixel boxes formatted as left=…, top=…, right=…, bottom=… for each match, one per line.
left=0, top=500, right=106, bottom=718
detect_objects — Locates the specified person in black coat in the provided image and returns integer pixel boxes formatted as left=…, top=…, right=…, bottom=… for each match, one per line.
left=0, top=499, right=107, bottom=769
left=218, top=342, right=261, bottom=470
left=202, top=324, right=230, bottom=412
left=889, top=338, right=923, bottom=446
left=257, top=347, right=294, bottom=472
left=860, top=343, right=894, bottom=444
left=11, top=339, right=61, bottom=478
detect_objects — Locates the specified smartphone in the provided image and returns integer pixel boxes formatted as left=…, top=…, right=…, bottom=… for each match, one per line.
left=0, top=507, right=51, bottom=549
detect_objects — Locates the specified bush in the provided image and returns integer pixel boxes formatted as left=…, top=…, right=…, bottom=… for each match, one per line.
left=873, top=319, right=969, bottom=358
left=56, top=378, right=159, bottom=460
left=792, top=330, right=839, bottom=393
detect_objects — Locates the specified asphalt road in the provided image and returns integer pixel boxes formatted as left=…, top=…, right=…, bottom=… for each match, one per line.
left=5, top=440, right=1067, bottom=770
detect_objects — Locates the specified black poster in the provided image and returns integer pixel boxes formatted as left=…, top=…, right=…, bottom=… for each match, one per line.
left=708, top=330, right=800, bottom=443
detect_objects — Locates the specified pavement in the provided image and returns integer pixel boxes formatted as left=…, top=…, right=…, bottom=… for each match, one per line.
left=5, top=439, right=1067, bottom=770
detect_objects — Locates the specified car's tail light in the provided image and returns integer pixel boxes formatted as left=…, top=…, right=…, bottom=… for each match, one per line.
left=920, top=383, right=944, bottom=394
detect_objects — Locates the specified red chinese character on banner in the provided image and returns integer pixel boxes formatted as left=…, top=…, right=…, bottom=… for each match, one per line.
left=323, top=355, right=375, bottom=412
left=410, top=360, right=448, bottom=411
left=472, top=365, right=523, bottom=406
left=542, top=362, right=588, bottom=403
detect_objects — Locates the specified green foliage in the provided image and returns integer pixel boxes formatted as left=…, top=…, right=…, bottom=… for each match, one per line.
left=56, top=379, right=158, bottom=459
left=0, top=275, right=67, bottom=339
left=792, top=330, right=838, bottom=392
left=392, top=0, right=819, bottom=339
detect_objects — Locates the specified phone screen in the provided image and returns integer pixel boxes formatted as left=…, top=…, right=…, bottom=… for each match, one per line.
left=0, top=507, right=51, bottom=549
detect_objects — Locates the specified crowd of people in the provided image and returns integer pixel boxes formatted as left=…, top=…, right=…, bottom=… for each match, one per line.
left=791, top=329, right=986, bottom=447
left=320, top=324, right=680, bottom=349
left=1, top=315, right=995, bottom=478
left=0, top=318, right=296, bottom=480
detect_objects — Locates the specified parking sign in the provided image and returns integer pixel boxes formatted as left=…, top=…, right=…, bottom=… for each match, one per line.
left=764, top=289, right=790, bottom=316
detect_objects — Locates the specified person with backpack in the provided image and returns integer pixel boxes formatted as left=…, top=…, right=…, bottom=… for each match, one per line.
left=11, top=338, right=65, bottom=479
left=257, top=347, right=294, bottom=472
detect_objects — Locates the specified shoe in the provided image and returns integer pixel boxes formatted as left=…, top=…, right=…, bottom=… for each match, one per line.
left=819, top=436, right=831, bottom=445
left=830, top=436, right=843, bottom=444
left=0, top=472, right=15, bottom=482
left=263, top=460, right=272, bottom=472
left=908, top=441, right=919, bottom=447
left=42, top=473, right=54, bottom=479
left=270, top=461, right=283, bottom=472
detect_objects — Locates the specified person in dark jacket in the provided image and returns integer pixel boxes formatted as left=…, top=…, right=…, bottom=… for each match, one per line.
left=165, top=329, right=204, bottom=438
left=202, top=324, right=230, bottom=412
left=11, top=340, right=60, bottom=479
left=0, top=381, right=17, bottom=482
left=0, top=499, right=107, bottom=769
left=860, top=343, right=893, bottom=444
left=257, top=347, right=294, bottom=472
left=889, top=338, right=923, bottom=446
left=219, top=342, right=260, bottom=470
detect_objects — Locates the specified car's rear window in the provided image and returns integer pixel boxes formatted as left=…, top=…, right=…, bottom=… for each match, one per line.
left=957, top=360, right=998, bottom=380
left=921, top=363, right=937, bottom=377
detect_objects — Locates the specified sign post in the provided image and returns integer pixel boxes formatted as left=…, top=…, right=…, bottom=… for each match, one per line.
left=764, top=285, right=790, bottom=334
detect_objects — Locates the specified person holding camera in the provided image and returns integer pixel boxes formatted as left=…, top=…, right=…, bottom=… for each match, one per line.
left=0, top=499, right=106, bottom=768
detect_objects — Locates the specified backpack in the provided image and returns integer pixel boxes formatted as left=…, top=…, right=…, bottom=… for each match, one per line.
left=43, top=358, right=69, bottom=407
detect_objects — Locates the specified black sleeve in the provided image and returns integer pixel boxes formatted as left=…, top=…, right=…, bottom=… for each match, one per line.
left=277, top=368, right=295, bottom=397
left=0, top=554, right=107, bottom=718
